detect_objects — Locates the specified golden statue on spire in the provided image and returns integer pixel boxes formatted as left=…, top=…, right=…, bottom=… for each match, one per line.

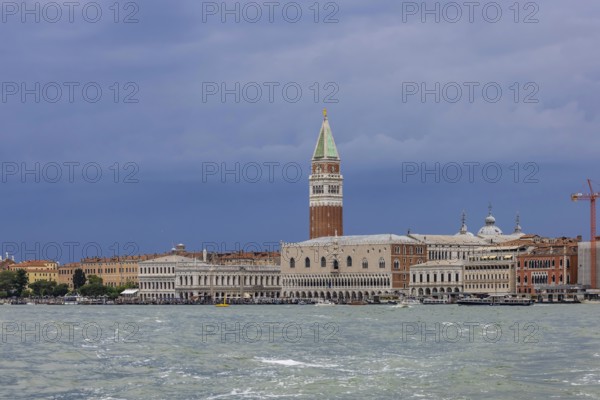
left=323, top=108, right=327, bottom=119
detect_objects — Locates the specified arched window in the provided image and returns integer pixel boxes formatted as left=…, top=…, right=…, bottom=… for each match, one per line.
left=379, top=258, right=385, bottom=269
left=333, top=260, right=339, bottom=269
left=290, top=258, right=295, bottom=268
left=347, top=256, right=352, bottom=267
left=393, top=260, right=399, bottom=270
left=305, top=257, right=310, bottom=268
left=321, top=257, right=326, bottom=268
left=362, top=258, right=368, bottom=269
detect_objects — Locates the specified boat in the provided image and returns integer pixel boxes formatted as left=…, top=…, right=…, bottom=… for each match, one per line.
left=348, top=300, right=367, bottom=305
left=457, top=295, right=533, bottom=306
left=315, top=299, right=335, bottom=306
left=402, top=298, right=421, bottom=306
left=457, top=297, right=493, bottom=306
left=215, top=293, right=230, bottom=307
left=389, top=303, right=409, bottom=308
left=63, top=294, right=82, bottom=306
left=372, top=294, right=400, bottom=305
left=422, top=298, right=449, bottom=305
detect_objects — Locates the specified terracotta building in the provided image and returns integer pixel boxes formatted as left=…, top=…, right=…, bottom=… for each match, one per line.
left=517, top=238, right=579, bottom=295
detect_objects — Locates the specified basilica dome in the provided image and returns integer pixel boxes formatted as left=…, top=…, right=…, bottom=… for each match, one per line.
left=477, top=206, right=503, bottom=236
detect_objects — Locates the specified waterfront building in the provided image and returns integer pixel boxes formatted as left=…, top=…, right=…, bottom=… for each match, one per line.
left=309, top=109, right=343, bottom=239
left=57, top=262, right=80, bottom=289
left=8, top=260, right=58, bottom=287
left=281, top=234, right=425, bottom=300
left=516, top=238, right=578, bottom=295
left=176, top=261, right=280, bottom=302
left=138, top=254, right=186, bottom=301
left=462, top=245, right=527, bottom=295
left=577, top=240, right=600, bottom=293
left=138, top=252, right=281, bottom=302
left=409, top=259, right=464, bottom=297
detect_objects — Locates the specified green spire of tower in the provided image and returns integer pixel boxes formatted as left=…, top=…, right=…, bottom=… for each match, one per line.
left=312, top=108, right=340, bottom=160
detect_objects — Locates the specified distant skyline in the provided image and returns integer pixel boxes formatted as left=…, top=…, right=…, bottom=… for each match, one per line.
left=1, top=0, right=599, bottom=262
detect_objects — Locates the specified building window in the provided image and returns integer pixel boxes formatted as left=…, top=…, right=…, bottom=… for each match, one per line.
left=346, top=256, right=352, bottom=267
left=313, top=185, right=324, bottom=194
left=333, top=260, right=339, bottom=269
left=328, top=185, right=339, bottom=194
left=379, top=258, right=385, bottom=269
left=394, top=260, right=399, bottom=270
left=321, top=257, right=326, bottom=268
left=290, top=258, right=295, bottom=268
left=305, top=257, right=310, bottom=268
left=362, top=258, right=368, bottom=269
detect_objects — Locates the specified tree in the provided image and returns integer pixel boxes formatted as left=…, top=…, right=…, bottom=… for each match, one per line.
left=13, top=269, right=28, bottom=297
left=73, top=269, right=86, bottom=289
left=29, top=280, right=57, bottom=297
left=88, top=275, right=103, bottom=285
left=0, top=270, right=16, bottom=295
left=78, top=283, right=108, bottom=297
left=53, top=284, right=69, bottom=297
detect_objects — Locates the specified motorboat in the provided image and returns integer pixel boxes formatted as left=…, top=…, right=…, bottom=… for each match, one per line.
left=315, top=299, right=336, bottom=306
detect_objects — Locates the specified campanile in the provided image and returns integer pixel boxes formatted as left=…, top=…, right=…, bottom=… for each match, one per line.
left=309, top=109, right=343, bottom=239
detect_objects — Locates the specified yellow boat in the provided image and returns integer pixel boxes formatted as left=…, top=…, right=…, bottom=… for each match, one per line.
left=215, top=293, right=230, bottom=307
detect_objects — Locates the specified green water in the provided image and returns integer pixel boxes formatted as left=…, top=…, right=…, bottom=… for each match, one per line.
left=1, top=304, right=599, bottom=399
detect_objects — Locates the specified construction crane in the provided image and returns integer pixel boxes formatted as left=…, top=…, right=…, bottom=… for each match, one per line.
left=571, top=179, right=600, bottom=289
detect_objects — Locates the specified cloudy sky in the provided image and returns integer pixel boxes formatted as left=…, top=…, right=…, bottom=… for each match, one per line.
left=1, top=0, right=599, bottom=262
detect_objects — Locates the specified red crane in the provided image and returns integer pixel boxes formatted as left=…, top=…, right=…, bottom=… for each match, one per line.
left=571, top=179, right=600, bottom=289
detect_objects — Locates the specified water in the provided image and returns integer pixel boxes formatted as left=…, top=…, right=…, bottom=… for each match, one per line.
left=1, top=304, right=599, bottom=399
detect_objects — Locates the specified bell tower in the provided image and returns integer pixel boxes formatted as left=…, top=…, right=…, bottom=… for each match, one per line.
left=309, top=109, right=343, bottom=239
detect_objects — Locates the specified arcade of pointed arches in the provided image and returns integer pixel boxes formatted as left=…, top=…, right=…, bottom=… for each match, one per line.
left=282, top=273, right=392, bottom=300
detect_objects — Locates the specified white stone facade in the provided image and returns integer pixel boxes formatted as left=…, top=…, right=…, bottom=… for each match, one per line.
left=409, top=259, right=464, bottom=297
left=139, top=255, right=281, bottom=302
left=281, top=234, right=425, bottom=300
